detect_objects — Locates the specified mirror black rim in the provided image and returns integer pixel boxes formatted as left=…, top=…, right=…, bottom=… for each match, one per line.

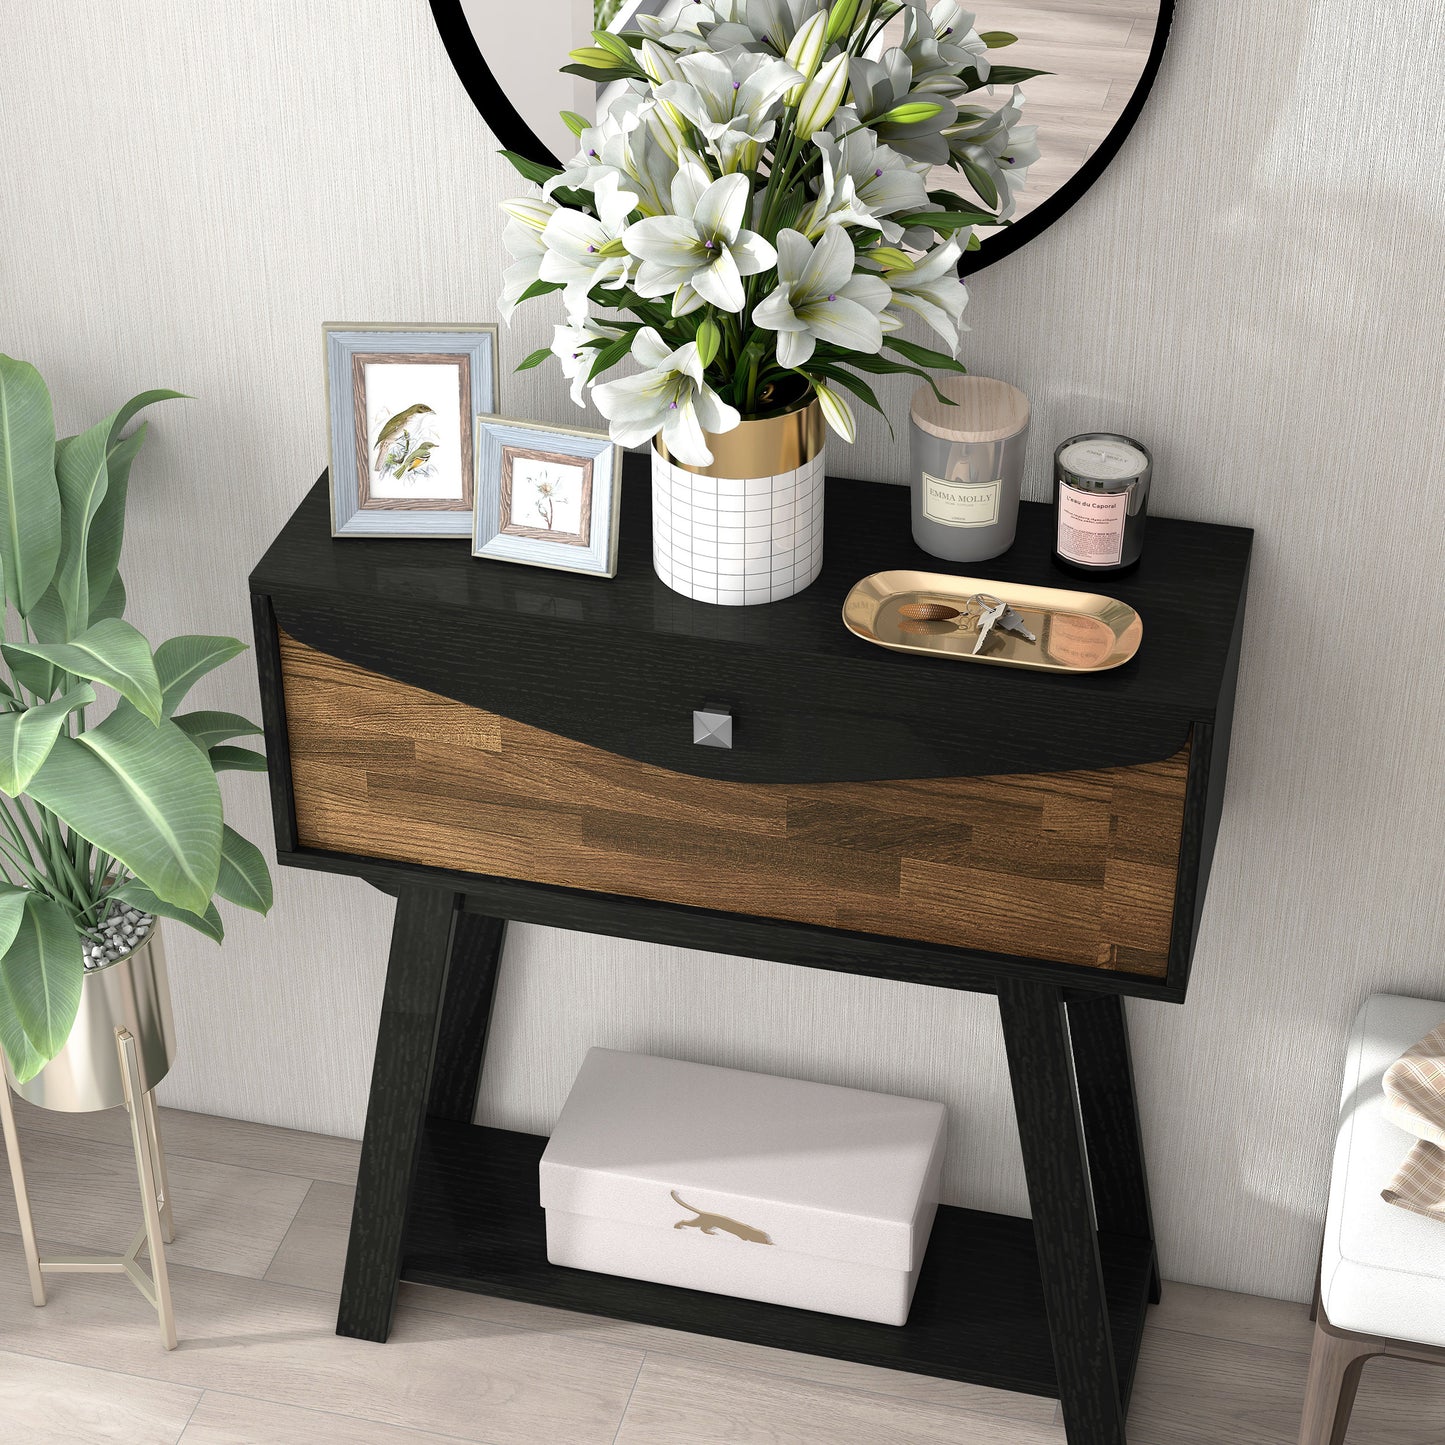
left=432, top=0, right=1175, bottom=278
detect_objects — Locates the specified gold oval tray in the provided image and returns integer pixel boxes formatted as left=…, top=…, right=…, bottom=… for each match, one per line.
left=842, top=570, right=1143, bottom=673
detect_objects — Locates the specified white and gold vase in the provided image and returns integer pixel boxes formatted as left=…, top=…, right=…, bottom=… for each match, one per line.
left=651, top=400, right=826, bottom=606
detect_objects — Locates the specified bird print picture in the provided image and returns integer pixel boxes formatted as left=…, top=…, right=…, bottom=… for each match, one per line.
left=353, top=354, right=472, bottom=511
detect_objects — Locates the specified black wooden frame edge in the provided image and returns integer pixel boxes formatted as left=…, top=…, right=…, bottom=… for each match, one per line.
left=250, top=592, right=299, bottom=855
left=425, top=0, right=1176, bottom=280
left=273, top=842, right=1185, bottom=1002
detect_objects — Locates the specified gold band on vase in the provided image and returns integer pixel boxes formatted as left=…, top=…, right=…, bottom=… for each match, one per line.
left=655, top=400, right=825, bottom=480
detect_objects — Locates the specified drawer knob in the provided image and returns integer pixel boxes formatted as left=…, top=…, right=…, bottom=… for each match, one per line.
left=693, top=709, right=733, bottom=749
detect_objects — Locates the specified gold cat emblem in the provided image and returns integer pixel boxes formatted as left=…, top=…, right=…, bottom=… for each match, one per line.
left=670, top=1190, right=773, bottom=1245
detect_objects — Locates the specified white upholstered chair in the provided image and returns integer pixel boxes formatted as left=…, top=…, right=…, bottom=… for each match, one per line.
left=1301, top=994, right=1445, bottom=1444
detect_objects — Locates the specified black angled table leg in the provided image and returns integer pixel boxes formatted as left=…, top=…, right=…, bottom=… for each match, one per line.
left=427, top=914, right=507, bottom=1124
left=338, top=886, right=463, bottom=1342
left=999, top=979, right=1127, bottom=1445
left=1066, top=993, right=1161, bottom=1306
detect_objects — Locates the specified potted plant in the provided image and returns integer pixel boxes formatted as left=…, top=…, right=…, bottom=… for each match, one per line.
left=500, top=0, right=1039, bottom=604
left=0, top=355, right=271, bottom=1112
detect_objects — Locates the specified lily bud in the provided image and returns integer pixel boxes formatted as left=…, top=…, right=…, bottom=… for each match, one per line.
left=784, top=12, right=829, bottom=101
left=568, top=45, right=624, bottom=70
left=499, top=196, right=557, bottom=233
left=591, top=30, right=634, bottom=63
left=639, top=38, right=684, bottom=85
left=823, top=0, right=863, bottom=45
left=811, top=379, right=856, bottom=444
left=695, top=316, right=721, bottom=369
left=878, top=100, right=944, bottom=125
left=868, top=245, right=915, bottom=273
left=794, top=53, right=849, bottom=136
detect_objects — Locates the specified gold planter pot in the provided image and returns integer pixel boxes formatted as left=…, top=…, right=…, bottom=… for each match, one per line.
left=5, top=929, right=175, bottom=1112
left=0, top=925, right=179, bottom=1349
left=652, top=401, right=827, bottom=606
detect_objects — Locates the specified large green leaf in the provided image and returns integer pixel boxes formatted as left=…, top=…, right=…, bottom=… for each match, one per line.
left=27, top=701, right=222, bottom=915
left=208, top=745, right=267, bottom=772
left=216, top=825, right=272, bottom=914
left=0, top=1006, right=44, bottom=1083
left=5, top=648, right=57, bottom=702
left=113, top=879, right=224, bottom=944
left=0, top=684, right=95, bottom=796
left=86, top=390, right=185, bottom=617
left=0, top=356, right=61, bottom=617
left=53, top=413, right=115, bottom=637
left=173, top=710, right=262, bottom=752
left=0, top=892, right=82, bottom=1066
left=88, top=570, right=125, bottom=626
left=3, top=618, right=162, bottom=724
left=154, top=634, right=246, bottom=717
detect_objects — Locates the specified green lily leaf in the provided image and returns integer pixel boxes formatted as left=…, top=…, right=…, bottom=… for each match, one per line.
left=499, top=150, right=561, bottom=186
left=515, top=348, right=552, bottom=373
left=958, top=156, right=1000, bottom=211
left=153, top=634, right=246, bottom=718
left=0, top=684, right=96, bottom=796
left=883, top=337, right=970, bottom=374
left=216, top=826, right=273, bottom=915
left=3, top=617, right=162, bottom=724
left=0, top=892, right=82, bottom=1065
left=208, top=745, right=267, bottom=773
left=113, top=880, right=224, bottom=945
left=173, top=711, right=263, bottom=753
left=27, top=700, right=222, bottom=916
left=0, top=356, right=61, bottom=618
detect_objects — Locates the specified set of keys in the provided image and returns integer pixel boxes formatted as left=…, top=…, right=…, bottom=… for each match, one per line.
left=897, top=593, right=1038, bottom=655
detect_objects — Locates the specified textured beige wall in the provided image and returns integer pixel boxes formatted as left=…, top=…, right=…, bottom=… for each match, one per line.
left=3, top=0, right=1442, bottom=1303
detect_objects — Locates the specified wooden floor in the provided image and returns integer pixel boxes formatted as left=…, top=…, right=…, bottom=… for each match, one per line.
left=1, top=1101, right=1442, bottom=1444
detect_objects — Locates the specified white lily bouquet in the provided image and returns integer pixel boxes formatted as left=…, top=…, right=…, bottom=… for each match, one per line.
left=500, top=0, right=1039, bottom=466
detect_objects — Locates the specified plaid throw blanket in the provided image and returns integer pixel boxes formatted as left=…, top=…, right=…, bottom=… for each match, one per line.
left=1382, top=1022, right=1445, bottom=1220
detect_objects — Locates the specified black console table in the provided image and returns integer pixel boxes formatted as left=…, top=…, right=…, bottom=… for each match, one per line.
left=249, top=457, right=1251, bottom=1445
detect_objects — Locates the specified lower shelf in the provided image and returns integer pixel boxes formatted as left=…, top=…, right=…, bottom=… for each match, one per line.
left=401, top=1120, right=1154, bottom=1401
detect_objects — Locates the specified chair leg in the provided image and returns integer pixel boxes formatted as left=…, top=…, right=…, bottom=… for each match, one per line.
left=0, top=1077, right=45, bottom=1306
left=1298, top=1318, right=1382, bottom=1445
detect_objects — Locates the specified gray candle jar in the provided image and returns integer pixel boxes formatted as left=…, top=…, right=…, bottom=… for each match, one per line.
left=909, top=376, right=1030, bottom=564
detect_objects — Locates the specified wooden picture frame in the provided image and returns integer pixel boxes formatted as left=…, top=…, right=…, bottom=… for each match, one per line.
left=324, top=323, right=497, bottom=537
left=474, top=417, right=621, bottom=578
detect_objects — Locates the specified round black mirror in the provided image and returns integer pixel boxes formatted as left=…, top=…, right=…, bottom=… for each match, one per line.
left=432, top=0, right=1172, bottom=274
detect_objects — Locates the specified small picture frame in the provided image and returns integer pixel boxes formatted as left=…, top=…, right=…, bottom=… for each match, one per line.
left=473, top=416, right=622, bottom=578
left=324, top=322, right=498, bottom=537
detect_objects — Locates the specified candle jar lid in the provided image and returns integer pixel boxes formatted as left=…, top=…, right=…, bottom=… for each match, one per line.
left=1055, top=432, right=1152, bottom=491
left=911, top=376, right=1030, bottom=443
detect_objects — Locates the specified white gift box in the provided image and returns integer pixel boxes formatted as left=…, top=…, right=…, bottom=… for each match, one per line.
left=539, top=1049, right=947, bottom=1326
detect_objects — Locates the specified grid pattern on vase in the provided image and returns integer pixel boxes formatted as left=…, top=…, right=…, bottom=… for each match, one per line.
left=651, top=452, right=826, bottom=605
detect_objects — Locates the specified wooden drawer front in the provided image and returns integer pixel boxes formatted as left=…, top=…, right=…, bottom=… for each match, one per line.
left=279, top=632, right=1188, bottom=976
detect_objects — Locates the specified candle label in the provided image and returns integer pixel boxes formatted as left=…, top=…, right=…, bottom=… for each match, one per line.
left=921, top=472, right=1001, bottom=528
left=1057, top=480, right=1127, bottom=566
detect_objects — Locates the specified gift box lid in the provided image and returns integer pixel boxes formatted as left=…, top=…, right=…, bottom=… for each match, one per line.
left=539, top=1049, right=947, bottom=1272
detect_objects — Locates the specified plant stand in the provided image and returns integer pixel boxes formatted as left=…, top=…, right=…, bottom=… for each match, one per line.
left=0, top=1026, right=177, bottom=1350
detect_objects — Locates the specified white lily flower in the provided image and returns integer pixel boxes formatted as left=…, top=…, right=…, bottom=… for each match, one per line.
left=945, top=89, right=1038, bottom=220
left=814, top=125, right=928, bottom=229
left=538, top=172, right=641, bottom=318
left=551, top=319, right=622, bottom=406
left=902, top=2, right=989, bottom=91
left=592, top=327, right=741, bottom=467
left=884, top=235, right=970, bottom=352
left=657, top=50, right=802, bottom=172
left=752, top=226, right=891, bottom=366
left=624, top=165, right=776, bottom=315
left=499, top=219, right=546, bottom=322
